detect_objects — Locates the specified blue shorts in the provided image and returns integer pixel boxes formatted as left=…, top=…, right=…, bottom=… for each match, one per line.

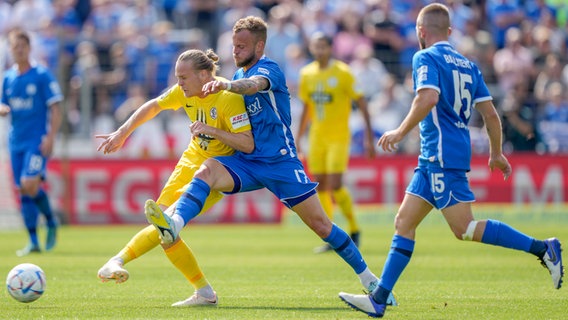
left=214, top=153, right=318, bottom=208
left=10, top=148, right=47, bottom=187
left=406, top=166, right=475, bottom=210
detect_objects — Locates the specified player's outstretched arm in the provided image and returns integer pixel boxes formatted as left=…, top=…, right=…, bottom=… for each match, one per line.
left=95, top=99, right=161, bottom=154
left=378, top=88, right=438, bottom=152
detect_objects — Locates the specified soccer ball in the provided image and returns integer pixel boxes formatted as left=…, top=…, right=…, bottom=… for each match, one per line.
left=6, top=263, right=46, bottom=303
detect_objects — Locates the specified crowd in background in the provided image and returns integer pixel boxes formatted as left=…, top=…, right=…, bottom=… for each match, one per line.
left=1, top=0, right=568, bottom=158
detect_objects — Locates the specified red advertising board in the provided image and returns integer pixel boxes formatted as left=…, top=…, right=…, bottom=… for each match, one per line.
left=45, top=154, right=568, bottom=225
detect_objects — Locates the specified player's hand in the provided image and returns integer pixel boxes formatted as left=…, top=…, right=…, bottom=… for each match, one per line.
left=377, top=129, right=404, bottom=153
left=190, top=120, right=215, bottom=138
left=202, top=80, right=228, bottom=97
left=0, top=104, right=10, bottom=116
left=488, top=154, right=512, bottom=180
left=40, top=135, right=55, bottom=157
left=95, top=131, right=127, bottom=154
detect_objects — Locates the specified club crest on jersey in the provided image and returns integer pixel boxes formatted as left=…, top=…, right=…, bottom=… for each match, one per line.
left=327, top=77, right=338, bottom=88
left=210, top=106, right=217, bottom=120
left=26, top=84, right=37, bottom=95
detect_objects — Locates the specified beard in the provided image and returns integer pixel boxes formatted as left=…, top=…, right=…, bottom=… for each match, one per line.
left=235, top=52, right=256, bottom=68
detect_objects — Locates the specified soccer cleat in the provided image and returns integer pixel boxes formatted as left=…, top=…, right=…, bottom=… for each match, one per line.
left=16, top=243, right=41, bottom=257
left=350, top=231, right=360, bottom=247
left=339, top=292, right=386, bottom=318
left=98, top=259, right=130, bottom=284
left=45, top=226, right=57, bottom=251
left=171, top=291, right=218, bottom=307
left=145, top=199, right=179, bottom=244
left=366, top=280, right=398, bottom=307
left=539, top=237, right=564, bottom=289
left=313, top=243, right=333, bottom=254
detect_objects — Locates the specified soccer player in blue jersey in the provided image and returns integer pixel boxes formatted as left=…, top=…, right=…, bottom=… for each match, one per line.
left=143, top=16, right=396, bottom=304
left=0, top=29, right=62, bottom=256
left=337, top=3, right=564, bottom=318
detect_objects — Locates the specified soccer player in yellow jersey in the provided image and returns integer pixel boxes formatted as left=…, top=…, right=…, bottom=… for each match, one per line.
left=296, top=32, right=375, bottom=253
left=95, top=49, right=253, bottom=307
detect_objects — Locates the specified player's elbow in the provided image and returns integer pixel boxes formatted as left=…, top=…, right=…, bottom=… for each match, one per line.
left=242, top=141, right=255, bottom=154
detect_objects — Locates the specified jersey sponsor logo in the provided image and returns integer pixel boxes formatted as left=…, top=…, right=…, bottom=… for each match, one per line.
left=309, top=92, right=332, bottom=104
left=49, top=81, right=62, bottom=96
left=210, top=106, right=217, bottom=120
left=9, top=97, right=33, bottom=110
left=246, top=97, right=262, bottom=116
left=231, top=112, right=250, bottom=129
left=258, top=67, right=270, bottom=76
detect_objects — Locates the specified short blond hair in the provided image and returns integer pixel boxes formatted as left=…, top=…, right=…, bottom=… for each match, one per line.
left=417, top=3, right=450, bottom=35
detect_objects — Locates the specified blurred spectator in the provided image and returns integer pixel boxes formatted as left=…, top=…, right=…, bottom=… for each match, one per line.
left=221, top=0, right=265, bottom=34
left=363, top=0, right=404, bottom=79
left=348, top=43, right=388, bottom=100
left=485, top=0, right=524, bottom=49
left=100, top=41, right=129, bottom=111
left=10, top=0, right=54, bottom=32
left=525, top=0, right=557, bottom=25
left=117, top=23, right=149, bottom=87
left=332, top=9, right=370, bottom=64
left=500, top=78, right=539, bottom=152
left=145, top=21, right=179, bottom=96
left=68, top=40, right=103, bottom=136
left=282, top=42, right=309, bottom=95
left=537, top=81, right=568, bottom=153
left=0, top=0, right=12, bottom=36
left=172, top=0, right=221, bottom=49
left=81, top=0, right=124, bottom=71
left=300, top=0, right=337, bottom=40
left=493, top=27, right=535, bottom=96
left=119, top=0, right=163, bottom=35
left=533, top=52, right=566, bottom=104
left=265, top=4, right=302, bottom=70
left=51, top=0, right=82, bottom=94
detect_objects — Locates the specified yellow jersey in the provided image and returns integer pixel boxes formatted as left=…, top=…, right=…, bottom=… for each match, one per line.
left=157, top=81, right=251, bottom=159
left=298, top=59, right=363, bottom=141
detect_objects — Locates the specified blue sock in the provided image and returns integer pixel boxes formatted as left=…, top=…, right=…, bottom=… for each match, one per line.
left=373, top=235, right=414, bottom=304
left=33, top=189, right=57, bottom=228
left=323, top=223, right=367, bottom=274
left=481, top=219, right=534, bottom=252
left=21, top=195, right=40, bottom=246
left=174, top=178, right=210, bottom=225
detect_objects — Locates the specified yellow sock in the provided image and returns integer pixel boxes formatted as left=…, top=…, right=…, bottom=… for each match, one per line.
left=334, top=186, right=359, bottom=234
left=164, top=239, right=209, bottom=290
left=318, top=190, right=334, bottom=220
left=117, top=225, right=160, bottom=264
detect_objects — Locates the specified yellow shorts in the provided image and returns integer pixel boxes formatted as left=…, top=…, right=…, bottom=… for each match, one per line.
left=307, top=138, right=350, bottom=175
left=156, top=151, right=223, bottom=214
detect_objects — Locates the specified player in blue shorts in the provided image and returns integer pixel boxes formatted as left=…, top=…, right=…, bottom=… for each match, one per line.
left=338, top=3, right=564, bottom=318
left=0, top=29, right=62, bottom=256
left=143, top=16, right=396, bottom=304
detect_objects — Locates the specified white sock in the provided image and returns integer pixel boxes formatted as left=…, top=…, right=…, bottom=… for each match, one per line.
left=358, top=267, right=378, bottom=290
left=196, top=285, right=216, bottom=300
left=172, top=214, right=185, bottom=234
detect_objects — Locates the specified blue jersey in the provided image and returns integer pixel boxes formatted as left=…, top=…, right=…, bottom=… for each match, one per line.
left=2, top=64, right=63, bottom=152
left=413, top=41, right=492, bottom=171
left=232, top=56, right=297, bottom=160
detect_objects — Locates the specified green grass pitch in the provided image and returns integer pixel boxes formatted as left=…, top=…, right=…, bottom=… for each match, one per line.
left=1, top=208, right=568, bottom=319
